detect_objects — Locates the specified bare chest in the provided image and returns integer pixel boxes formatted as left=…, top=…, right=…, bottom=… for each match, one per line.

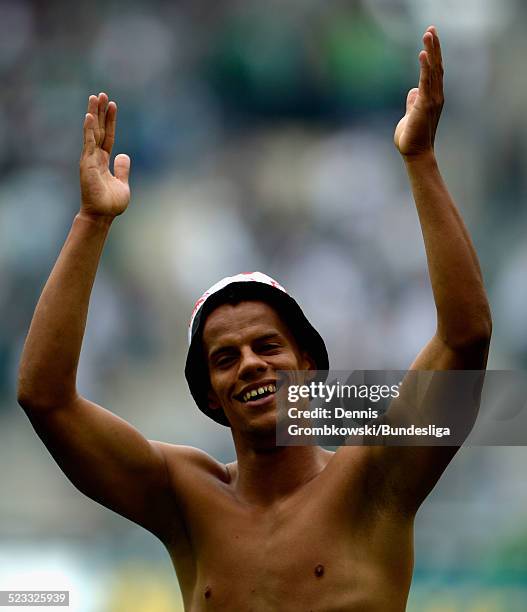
left=168, top=488, right=411, bottom=612
left=198, top=497, right=339, bottom=579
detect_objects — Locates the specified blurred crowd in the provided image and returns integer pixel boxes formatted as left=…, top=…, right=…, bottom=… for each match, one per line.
left=1, top=0, right=527, bottom=610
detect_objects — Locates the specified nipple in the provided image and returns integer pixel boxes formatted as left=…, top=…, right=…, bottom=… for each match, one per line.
left=204, top=585, right=212, bottom=599
left=314, top=564, right=324, bottom=578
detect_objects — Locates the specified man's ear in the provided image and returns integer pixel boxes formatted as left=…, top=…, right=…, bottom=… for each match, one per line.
left=207, top=389, right=221, bottom=411
left=301, top=351, right=317, bottom=377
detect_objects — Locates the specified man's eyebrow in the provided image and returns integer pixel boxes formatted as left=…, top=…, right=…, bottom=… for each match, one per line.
left=208, top=331, right=283, bottom=360
left=255, top=332, right=282, bottom=343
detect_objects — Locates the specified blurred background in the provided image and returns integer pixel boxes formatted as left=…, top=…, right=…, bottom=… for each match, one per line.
left=1, top=0, right=527, bottom=610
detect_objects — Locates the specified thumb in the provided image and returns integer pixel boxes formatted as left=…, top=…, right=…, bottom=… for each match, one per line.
left=113, top=153, right=130, bottom=185
left=406, top=88, right=419, bottom=114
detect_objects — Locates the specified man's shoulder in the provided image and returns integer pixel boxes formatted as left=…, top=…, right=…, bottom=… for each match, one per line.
left=150, top=441, right=229, bottom=484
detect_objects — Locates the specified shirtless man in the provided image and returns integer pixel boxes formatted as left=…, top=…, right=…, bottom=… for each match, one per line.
left=18, top=27, right=491, bottom=611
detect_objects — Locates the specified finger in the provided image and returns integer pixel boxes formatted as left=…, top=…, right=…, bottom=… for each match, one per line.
left=86, top=94, right=98, bottom=115
left=425, top=26, right=443, bottom=81
left=113, top=153, right=130, bottom=185
left=84, top=94, right=98, bottom=152
left=425, top=26, right=444, bottom=103
left=428, top=26, right=443, bottom=66
left=82, top=112, right=96, bottom=155
left=97, top=92, right=108, bottom=145
left=423, top=30, right=434, bottom=61
left=418, top=50, right=431, bottom=99
left=405, top=88, right=419, bottom=114
left=88, top=93, right=102, bottom=146
left=102, top=101, right=117, bottom=155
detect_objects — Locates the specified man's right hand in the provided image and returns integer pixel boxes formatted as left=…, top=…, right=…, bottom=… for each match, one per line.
left=80, top=92, right=131, bottom=219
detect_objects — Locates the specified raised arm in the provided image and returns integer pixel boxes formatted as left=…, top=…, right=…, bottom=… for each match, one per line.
left=384, top=27, right=491, bottom=509
left=338, top=28, right=491, bottom=514
left=394, top=27, right=491, bottom=364
left=17, top=94, right=178, bottom=536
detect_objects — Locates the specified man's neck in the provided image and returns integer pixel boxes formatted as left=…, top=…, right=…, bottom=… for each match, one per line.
left=228, top=439, right=332, bottom=507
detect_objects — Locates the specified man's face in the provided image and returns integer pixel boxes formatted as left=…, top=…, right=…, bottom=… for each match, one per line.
left=202, top=300, right=313, bottom=434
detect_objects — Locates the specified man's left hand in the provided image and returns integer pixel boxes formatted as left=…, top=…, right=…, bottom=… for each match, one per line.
left=394, top=26, right=444, bottom=158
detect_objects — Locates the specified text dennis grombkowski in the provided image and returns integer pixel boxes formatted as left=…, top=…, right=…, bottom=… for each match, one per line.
left=284, top=381, right=451, bottom=440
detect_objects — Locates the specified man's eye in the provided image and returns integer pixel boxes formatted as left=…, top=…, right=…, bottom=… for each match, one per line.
left=215, top=355, right=235, bottom=367
left=261, top=343, right=280, bottom=352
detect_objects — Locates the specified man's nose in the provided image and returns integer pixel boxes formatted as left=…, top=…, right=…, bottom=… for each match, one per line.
left=238, top=347, right=268, bottom=379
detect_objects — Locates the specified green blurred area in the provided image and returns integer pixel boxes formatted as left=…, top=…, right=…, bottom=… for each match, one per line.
left=1, top=0, right=527, bottom=609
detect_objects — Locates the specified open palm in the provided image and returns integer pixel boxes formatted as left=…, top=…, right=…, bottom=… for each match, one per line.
left=394, top=27, right=444, bottom=158
left=80, top=93, right=130, bottom=217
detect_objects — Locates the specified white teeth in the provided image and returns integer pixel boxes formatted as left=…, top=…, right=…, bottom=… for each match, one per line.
left=257, top=387, right=265, bottom=395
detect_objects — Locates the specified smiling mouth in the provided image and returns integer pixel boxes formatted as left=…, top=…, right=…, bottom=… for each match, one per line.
left=238, top=383, right=277, bottom=404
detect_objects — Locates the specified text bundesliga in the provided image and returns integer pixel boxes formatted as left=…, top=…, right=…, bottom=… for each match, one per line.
left=288, top=423, right=451, bottom=439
